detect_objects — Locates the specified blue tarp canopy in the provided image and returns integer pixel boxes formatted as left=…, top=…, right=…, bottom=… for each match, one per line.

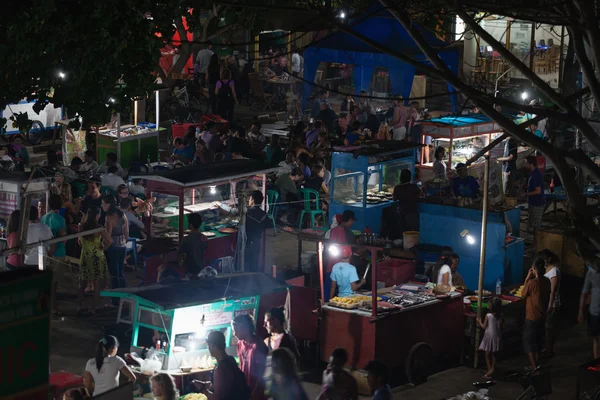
left=302, top=7, right=458, bottom=110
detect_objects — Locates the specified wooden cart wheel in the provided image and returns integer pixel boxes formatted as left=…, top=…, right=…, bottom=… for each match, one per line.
left=405, top=342, right=434, bottom=385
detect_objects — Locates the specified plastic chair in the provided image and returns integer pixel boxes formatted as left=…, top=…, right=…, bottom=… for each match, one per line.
left=100, top=186, right=117, bottom=197
left=297, top=188, right=325, bottom=229
left=266, top=190, right=279, bottom=235
left=126, top=237, right=138, bottom=270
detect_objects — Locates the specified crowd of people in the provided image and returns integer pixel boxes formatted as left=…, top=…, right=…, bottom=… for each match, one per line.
left=3, top=149, right=152, bottom=317
left=69, top=307, right=393, bottom=400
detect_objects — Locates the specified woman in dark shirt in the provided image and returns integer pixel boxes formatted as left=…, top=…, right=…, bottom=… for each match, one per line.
left=304, top=165, right=328, bottom=196
left=264, top=307, right=300, bottom=361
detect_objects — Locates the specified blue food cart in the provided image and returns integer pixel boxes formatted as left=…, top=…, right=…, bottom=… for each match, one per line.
left=329, top=141, right=418, bottom=233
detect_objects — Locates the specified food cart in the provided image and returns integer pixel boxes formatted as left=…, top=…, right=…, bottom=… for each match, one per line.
left=419, top=202, right=524, bottom=291
left=101, top=273, right=289, bottom=394
left=0, top=171, right=49, bottom=221
left=418, top=114, right=528, bottom=172
left=130, top=161, right=277, bottom=283
left=96, top=122, right=165, bottom=169
left=318, top=242, right=464, bottom=384
left=329, top=142, right=418, bottom=233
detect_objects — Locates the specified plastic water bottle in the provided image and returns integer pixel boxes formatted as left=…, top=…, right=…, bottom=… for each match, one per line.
left=146, top=154, right=151, bottom=164
left=496, top=279, right=502, bottom=295
left=195, top=127, right=201, bottom=138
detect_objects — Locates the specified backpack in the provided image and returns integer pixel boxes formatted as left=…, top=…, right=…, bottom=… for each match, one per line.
left=218, top=80, right=233, bottom=102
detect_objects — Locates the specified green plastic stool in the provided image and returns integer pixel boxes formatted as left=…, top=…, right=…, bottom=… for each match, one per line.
left=297, top=188, right=325, bottom=229
left=266, top=190, right=279, bottom=235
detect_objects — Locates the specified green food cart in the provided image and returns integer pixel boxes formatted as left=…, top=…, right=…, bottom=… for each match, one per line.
left=101, top=273, right=288, bottom=372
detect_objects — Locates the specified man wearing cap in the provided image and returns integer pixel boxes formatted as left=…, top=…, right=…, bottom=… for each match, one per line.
left=330, top=246, right=366, bottom=298
left=330, top=210, right=357, bottom=245
left=325, top=210, right=357, bottom=301
left=451, top=163, right=480, bottom=199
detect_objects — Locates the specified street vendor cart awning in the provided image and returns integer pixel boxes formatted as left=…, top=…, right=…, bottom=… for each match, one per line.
left=101, top=273, right=289, bottom=310
left=130, top=160, right=279, bottom=187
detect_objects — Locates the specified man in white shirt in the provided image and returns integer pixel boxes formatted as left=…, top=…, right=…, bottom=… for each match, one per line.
left=101, top=166, right=126, bottom=191
left=291, top=48, right=303, bottom=76
left=80, top=150, right=99, bottom=175
left=97, top=152, right=124, bottom=177
left=195, top=42, right=214, bottom=87
left=249, top=122, right=267, bottom=144
left=24, top=206, right=55, bottom=267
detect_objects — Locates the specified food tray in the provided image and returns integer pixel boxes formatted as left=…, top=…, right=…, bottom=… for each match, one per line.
left=328, top=301, right=359, bottom=309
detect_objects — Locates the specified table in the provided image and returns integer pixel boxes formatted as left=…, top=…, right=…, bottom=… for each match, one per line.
left=266, top=78, right=300, bottom=105
left=262, top=122, right=288, bottom=130
left=262, top=128, right=289, bottom=139
left=544, top=186, right=600, bottom=221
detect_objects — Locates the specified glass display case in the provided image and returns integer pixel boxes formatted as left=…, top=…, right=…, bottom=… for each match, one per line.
left=133, top=163, right=271, bottom=243
left=329, top=144, right=416, bottom=233
left=419, top=114, right=512, bottom=171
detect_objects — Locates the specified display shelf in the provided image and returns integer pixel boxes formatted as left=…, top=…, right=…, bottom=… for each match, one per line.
left=329, top=142, right=418, bottom=233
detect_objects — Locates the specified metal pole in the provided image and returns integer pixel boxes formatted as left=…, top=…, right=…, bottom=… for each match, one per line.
left=237, top=192, right=248, bottom=272
left=529, top=23, right=536, bottom=71
left=116, top=112, right=121, bottom=164
left=155, top=90, right=160, bottom=159
left=474, top=155, right=490, bottom=369
left=558, top=26, right=565, bottom=88
left=318, top=241, right=325, bottom=304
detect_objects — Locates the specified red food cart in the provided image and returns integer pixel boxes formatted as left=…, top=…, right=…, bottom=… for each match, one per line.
left=317, top=243, right=464, bottom=384
left=130, top=160, right=277, bottom=283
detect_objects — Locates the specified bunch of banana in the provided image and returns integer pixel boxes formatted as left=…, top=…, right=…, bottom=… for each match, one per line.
left=511, top=285, right=525, bottom=297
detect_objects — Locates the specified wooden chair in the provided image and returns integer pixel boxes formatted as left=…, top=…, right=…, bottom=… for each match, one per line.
left=249, top=72, right=275, bottom=110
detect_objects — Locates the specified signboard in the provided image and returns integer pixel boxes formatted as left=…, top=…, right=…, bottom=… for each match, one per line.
left=0, top=271, right=52, bottom=398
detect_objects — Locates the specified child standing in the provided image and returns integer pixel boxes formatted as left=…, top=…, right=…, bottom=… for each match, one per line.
left=478, top=297, right=503, bottom=379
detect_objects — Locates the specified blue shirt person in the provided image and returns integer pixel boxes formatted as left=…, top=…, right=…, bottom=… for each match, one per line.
left=451, top=163, right=480, bottom=199
left=172, top=137, right=194, bottom=163
left=329, top=246, right=365, bottom=298
left=527, top=160, right=545, bottom=207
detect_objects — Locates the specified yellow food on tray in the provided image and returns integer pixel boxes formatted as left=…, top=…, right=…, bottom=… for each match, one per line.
left=511, top=284, right=525, bottom=297
left=330, top=296, right=382, bottom=304
left=330, top=296, right=361, bottom=304
left=181, top=393, right=208, bottom=400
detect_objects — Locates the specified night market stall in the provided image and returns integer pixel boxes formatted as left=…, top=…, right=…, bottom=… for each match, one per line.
left=0, top=171, right=49, bottom=222
left=329, top=142, right=419, bottom=233
left=101, top=273, right=289, bottom=395
left=130, top=160, right=277, bottom=283
left=301, top=5, right=459, bottom=110
left=317, top=241, right=464, bottom=384
left=96, top=92, right=166, bottom=168
left=418, top=114, right=527, bottom=171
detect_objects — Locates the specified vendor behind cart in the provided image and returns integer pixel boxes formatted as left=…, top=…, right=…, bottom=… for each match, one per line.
left=451, top=163, right=480, bottom=199
left=213, top=190, right=267, bottom=272
left=176, top=212, right=207, bottom=279
left=330, top=246, right=366, bottom=298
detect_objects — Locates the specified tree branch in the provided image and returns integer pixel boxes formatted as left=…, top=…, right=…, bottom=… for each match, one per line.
left=569, top=27, right=600, bottom=117
left=174, top=18, right=189, bottom=45
left=379, top=0, right=588, bottom=215
left=455, top=8, right=600, bottom=153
